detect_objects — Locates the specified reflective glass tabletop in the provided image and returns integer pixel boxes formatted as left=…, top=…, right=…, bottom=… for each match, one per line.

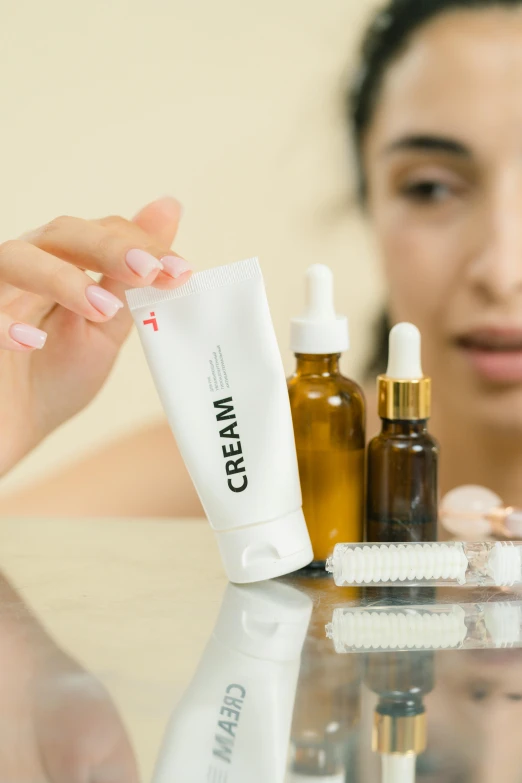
left=1, top=517, right=521, bottom=782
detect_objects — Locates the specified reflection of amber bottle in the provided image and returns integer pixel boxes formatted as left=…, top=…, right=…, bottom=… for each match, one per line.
left=288, top=574, right=362, bottom=781
left=366, top=323, right=438, bottom=544
left=288, top=265, right=366, bottom=567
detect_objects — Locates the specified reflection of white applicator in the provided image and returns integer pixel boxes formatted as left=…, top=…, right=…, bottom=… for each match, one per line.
left=326, top=601, right=522, bottom=653
left=484, top=602, right=522, bottom=648
left=327, top=605, right=467, bottom=652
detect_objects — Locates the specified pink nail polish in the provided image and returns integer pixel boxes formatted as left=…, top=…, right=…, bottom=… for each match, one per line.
left=157, top=196, right=184, bottom=218
left=160, top=255, right=192, bottom=279
left=126, top=249, right=164, bottom=278
left=86, top=285, right=124, bottom=317
left=10, top=323, right=47, bottom=350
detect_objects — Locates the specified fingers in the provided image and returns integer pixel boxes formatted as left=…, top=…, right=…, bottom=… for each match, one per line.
left=6, top=198, right=193, bottom=349
left=130, top=195, right=183, bottom=247
left=34, top=666, right=140, bottom=783
left=0, top=239, right=127, bottom=328
left=91, top=197, right=191, bottom=342
left=0, top=309, right=48, bottom=351
left=22, top=213, right=191, bottom=288
left=96, top=197, right=191, bottom=297
left=98, top=208, right=193, bottom=288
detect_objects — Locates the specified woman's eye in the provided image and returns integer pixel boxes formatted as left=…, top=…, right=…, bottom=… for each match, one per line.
left=400, top=180, right=454, bottom=203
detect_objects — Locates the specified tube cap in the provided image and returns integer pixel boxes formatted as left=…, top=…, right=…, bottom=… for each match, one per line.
left=215, top=508, right=313, bottom=584
left=290, top=264, right=349, bottom=354
left=213, top=581, right=313, bottom=660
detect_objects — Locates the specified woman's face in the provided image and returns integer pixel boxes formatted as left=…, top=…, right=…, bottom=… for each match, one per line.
left=425, top=650, right=522, bottom=782
left=364, top=8, right=522, bottom=431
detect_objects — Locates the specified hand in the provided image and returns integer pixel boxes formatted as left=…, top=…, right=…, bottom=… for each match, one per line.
left=0, top=197, right=190, bottom=475
left=32, top=654, right=140, bottom=783
left=0, top=570, right=139, bottom=782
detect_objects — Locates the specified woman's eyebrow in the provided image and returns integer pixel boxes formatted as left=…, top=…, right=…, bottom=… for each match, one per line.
left=382, top=134, right=472, bottom=157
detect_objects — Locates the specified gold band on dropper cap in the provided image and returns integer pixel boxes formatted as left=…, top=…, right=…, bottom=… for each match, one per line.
left=373, top=711, right=427, bottom=755
left=378, top=322, right=431, bottom=420
left=378, top=376, right=431, bottom=420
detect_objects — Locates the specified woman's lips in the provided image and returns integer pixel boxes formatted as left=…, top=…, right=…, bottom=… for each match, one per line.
left=462, top=348, right=522, bottom=383
left=456, top=328, right=522, bottom=383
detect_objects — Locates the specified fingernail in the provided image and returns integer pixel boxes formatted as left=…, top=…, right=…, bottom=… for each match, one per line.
left=160, top=255, right=192, bottom=279
left=85, top=285, right=125, bottom=318
left=10, top=323, right=47, bottom=350
left=157, top=196, right=184, bottom=218
left=126, top=248, right=164, bottom=278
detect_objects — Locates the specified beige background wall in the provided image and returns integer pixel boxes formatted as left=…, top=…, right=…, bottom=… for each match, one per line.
left=0, top=0, right=384, bottom=493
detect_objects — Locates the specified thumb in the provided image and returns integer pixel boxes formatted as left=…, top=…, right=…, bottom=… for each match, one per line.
left=94, top=196, right=184, bottom=345
left=131, top=196, right=183, bottom=247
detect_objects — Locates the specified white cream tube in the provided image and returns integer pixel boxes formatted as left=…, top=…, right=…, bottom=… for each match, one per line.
left=126, top=258, right=313, bottom=583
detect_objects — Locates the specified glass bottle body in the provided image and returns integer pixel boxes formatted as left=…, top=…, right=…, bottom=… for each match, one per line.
left=366, top=419, right=439, bottom=543
left=288, top=354, right=366, bottom=565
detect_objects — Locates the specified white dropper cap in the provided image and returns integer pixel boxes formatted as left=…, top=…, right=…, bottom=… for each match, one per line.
left=378, top=322, right=430, bottom=419
left=386, top=322, right=423, bottom=379
left=290, top=264, right=349, bottom=354
left=381, top=754, right=416, bottom=783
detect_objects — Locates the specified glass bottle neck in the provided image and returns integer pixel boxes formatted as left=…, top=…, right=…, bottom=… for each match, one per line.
left=380, top=419, right=429, bottom=435
left=294, top=353, right=341, bottom=376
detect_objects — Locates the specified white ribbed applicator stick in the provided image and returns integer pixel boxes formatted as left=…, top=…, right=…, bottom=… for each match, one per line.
left=326, top=541, right=522, bottom=588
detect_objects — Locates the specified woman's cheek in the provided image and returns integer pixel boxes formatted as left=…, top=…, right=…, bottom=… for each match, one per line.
left=379, top=219, right=449, bottom=327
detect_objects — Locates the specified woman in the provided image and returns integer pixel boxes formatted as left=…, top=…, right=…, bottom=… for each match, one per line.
left=1, top=0, right=522, bottom=517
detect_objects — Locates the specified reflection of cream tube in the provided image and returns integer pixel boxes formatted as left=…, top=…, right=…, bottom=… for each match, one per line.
left=152, top=581, right=312, bottom=783
left=127, top=258, right=313, bottom=583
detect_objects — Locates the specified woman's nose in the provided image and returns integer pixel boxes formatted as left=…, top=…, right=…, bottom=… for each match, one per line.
left=466, top=175, right=522, bottom=304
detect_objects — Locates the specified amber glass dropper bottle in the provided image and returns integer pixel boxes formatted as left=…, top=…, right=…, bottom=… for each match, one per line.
left=288, top=264, right=366, bottom=567
left=366, top=322, right=439, bottom=544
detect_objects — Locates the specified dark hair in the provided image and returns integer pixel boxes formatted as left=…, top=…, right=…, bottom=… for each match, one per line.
left=351, top=0, right=522, bottom=377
